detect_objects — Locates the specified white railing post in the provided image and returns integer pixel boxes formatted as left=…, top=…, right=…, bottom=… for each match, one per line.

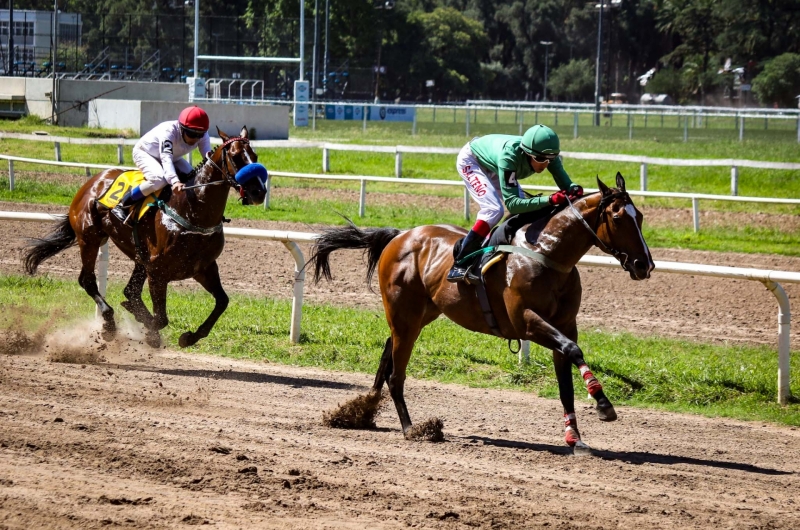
left=465, top=104, right=470, bottom=137
left=519, top=340, right=530, bottom=364
left=411, top=111, right=417, bottom=136
left=117, top=141, right=124, bottom=164
left=683, top=117, right=688, bottom=142
left=8, top=160, right=13, bottom=191
left=731, top=166, right=739, bottom=196
left=322, top=147, right=329, bottom=173
left=362, top=105, right=367, bottom=133
left=692, top=198, right=700, bottom=233
left=312, top=102, right=316, bottom=131
left=394, top=150, right=403, bottom=178
left=640, top=162, right=647, bottom=191
left=739, top=116, right=744, bottom=142
left=54, top=142, right=61, bottom=161
left=763, top=280, right=792, bottom=406
left=797, top=115, right=800, bottom=143
left=281, top=241, right=306, bottom=344
left=95, top=242, right=109, bottom=319
left=518, top=107, right=523, bottom=135
left=263, top=176, right=271, bottom=209
left=628, top=112, right=633, bottom=140
left=573, top=112, right=578, bottom=139
left=464, top=187, right=470, bottom=221
left=359, top=179, right=366, bottom=217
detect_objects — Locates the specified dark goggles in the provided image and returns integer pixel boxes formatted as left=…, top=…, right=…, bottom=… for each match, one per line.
left=532, top=153, right=558, bottom=163
left=181, top=126, right=205, bottom=139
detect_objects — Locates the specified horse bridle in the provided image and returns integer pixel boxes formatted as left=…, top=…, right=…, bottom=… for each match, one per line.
left=204, top=136, right=252, bottom=198
left=565, top=190, right=631, bottom=270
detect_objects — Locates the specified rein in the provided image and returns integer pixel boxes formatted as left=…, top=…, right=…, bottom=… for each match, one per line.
left=565, top=191, right=630, bottom=270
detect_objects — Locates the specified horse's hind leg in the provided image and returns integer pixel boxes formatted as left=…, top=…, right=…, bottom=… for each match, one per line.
left=77, top=239, right=116, bottom=340
left=179, top=261, right=228, bottom=348
left=120, top=263, right=153, bottom=327
left=371, top=337, right=394, bottom=393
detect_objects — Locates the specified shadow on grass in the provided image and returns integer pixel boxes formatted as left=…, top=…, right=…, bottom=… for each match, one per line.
left=466, top=435, right=793, bottom=475
left=109, top=364, right=366, bottom=391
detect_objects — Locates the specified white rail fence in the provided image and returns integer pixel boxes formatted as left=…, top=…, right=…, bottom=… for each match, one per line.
left=1, top=210, right=796, bottom=405
left=2, top=153, right=799, bottom=234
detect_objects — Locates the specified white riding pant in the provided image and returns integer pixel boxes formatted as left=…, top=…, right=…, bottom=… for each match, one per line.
left=132, top=149, right=192, bottom=196
left=456, top=143, right=523, bottom=228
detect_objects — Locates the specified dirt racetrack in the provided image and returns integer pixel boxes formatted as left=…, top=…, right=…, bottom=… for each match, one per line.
left=2, top=194, right=800, bottom=528
left=2, top=345, right=800, bottom=529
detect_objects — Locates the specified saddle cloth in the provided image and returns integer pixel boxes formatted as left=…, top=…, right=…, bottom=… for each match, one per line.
left=97, top=170, right=157, bottom=221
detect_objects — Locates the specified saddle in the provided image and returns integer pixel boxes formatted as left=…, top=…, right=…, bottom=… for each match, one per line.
left=97, top=170, right=168, bottom=222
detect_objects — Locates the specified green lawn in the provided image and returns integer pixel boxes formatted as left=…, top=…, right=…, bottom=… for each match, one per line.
left=2, top=118, right=799, bottom=256
left=1, top=274, right=798, bottom=427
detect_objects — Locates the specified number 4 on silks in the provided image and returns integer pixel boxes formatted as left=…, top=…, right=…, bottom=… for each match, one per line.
left=506, top=172, right=517, bottom=187
left=108, top=181, right=130, bottom=203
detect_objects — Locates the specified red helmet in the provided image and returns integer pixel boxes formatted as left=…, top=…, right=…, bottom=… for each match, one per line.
left=178, top=106, right=209, bottom=132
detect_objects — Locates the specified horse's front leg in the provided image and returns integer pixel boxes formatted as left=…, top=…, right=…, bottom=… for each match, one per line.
left=519, top=309, right=617, bottom=441
left=179, top=261, right=228, bottom=348
left=77, top=239, right=116, bottom=341
left=144, top=276, right=169, bottom=348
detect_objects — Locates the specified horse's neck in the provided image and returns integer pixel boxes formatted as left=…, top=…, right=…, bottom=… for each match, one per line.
left=513, top=197, right=600, bottom=269
left=177, top=163, right=230, bottom=225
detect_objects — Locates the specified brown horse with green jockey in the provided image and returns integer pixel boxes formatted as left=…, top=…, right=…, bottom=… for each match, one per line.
left=311, top=173, right=654, bottom=451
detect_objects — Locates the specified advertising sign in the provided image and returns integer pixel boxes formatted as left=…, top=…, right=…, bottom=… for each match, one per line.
left=293, top=81, right=309, bottom=127
left=324, top=104, right=365, bottom=121
left=368, top=106, right=416, bottom=122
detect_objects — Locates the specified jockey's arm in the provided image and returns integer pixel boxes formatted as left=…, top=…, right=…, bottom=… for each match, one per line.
left=158, top=138, right=181, bottom=187
left=498, top=169, right=550, bottom=214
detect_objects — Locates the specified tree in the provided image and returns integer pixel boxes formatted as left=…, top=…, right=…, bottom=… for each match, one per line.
left=546, top=58, right=594, bottom=102
left=752, top=53, right=800, bottom=108
left=405, top=7, right=489, bottom=100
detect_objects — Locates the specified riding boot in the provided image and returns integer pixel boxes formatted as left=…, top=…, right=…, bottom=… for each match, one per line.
left=446, top=230, right=485, bottom=284
left=111, top=186, right=145, bottom=225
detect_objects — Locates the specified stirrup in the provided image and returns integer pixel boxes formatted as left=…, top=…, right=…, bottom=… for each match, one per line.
left=447, top=264, right=481, bottom=284
left=111, top=204, right=130, bottom=222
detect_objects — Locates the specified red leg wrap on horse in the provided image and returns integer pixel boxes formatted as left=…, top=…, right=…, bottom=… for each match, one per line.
left=564, top=413, right=580, bottom=447
left=579, top=365, right=603, bottom=396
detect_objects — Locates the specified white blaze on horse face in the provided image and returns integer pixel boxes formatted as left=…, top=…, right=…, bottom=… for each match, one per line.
left=624, top=204, right=652, bottom=265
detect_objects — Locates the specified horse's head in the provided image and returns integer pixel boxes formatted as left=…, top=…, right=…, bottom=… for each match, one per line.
left=593, top=172, right=654, bottom=280
left=212, top=126, right=268, bottom=206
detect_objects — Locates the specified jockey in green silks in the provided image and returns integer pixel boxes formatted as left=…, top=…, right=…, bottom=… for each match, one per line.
left=447, top=124, right=584, bottom=283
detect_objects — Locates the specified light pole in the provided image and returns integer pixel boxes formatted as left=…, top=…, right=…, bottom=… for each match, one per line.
left=593, top=0, right=604, bottom=126
left=540, top=41, right=552, bottom=102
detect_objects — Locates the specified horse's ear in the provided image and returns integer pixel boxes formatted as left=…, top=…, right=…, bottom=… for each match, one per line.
left=217, top=126, right=229, bottom=141
left=596, top=175, right=610, bottom=195
left=616, top=171, right=626, bottom=191
left=240, top=126, right=248, bottom=138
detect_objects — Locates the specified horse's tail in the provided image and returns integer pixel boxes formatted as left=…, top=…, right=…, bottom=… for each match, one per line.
left=309, top=218, right=401, bottom=287
left=22, top=215, right=76, bottom=275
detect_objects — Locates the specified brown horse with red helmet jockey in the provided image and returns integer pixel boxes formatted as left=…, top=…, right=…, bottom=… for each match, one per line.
left=22, top=116, right=268, bottom=348
left=311, top=172, right=654, bottom=451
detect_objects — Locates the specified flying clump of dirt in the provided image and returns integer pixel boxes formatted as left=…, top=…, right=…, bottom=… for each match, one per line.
left=0, top=308, right=54, bottom=355
left=406, top=418, right=445, bottom=442
left=323, top=391, right=386, bottom=429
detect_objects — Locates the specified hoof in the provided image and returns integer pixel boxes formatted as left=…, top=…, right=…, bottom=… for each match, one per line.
left=144, top=330, right=161, bottom=348
left=178, top=331, right=198, bottom=348
left=121, top=300, right=151, bottom=326
left=101, top=320, right=116, bottom=342
left=572, top=440, right=593, bottom=457
left=597, top=403, right=617, bottom=422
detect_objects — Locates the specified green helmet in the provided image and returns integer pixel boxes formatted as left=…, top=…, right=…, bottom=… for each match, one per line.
left=521, top=125, right=560, bottom=157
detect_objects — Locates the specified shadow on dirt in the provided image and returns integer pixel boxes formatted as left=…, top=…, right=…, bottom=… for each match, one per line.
left=467, top=435, right=793, bottom=475
left=108, top=364, right=366, bottom=391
